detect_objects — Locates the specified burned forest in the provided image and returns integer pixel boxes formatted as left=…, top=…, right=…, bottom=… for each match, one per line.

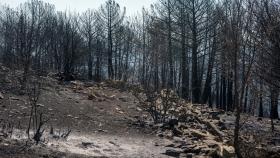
left=0, top=0, right=280, bottom=157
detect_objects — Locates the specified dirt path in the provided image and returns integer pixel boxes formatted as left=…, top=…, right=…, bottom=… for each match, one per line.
left=45, top=132, right=168, bottom=158
left=0, top=81, right=170, bottom=158
left=1, top=128, right=169, bottom=158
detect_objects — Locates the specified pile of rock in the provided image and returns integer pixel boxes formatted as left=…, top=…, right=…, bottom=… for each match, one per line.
left=160, top=123, right=235, bottom=157
left=150, top=104, right=236, bottom=157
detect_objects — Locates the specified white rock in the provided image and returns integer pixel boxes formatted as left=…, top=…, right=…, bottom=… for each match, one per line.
left=37, top=104, right=45, bottom=107
left=0, top=92, right=4, bottom=99
left=219, top=145, right=235, bottom=158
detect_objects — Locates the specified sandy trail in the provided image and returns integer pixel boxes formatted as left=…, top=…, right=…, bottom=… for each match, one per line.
left=47, top=132, right=168, bottom=158
left=7, top=129, right=169, bottom=158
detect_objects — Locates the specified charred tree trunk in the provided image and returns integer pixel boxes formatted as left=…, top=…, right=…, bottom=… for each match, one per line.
left=181, top=13, right=189, bottom=100
left=88, top=38, right=93, bottom=80
left=191, top=10, right=200, bottom=103
left=201, top=31, right=216, bottom=104
left=270, top=86, right=279, bottom=120
left=259, top=80, right=264, bottom=117
left=243, top=85, right=249, bottom=113
left=221, top=75, right=227, bottom=110
left=167, top=0, right=173, bottom=89
left=216, top=69, right=220, bottom=109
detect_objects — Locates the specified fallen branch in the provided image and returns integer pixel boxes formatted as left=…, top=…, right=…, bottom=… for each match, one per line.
left=193, top=114, right=224, bottom=141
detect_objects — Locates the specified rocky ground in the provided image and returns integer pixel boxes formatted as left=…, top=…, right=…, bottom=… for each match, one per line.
left=0, top=65, right=280, bottom=158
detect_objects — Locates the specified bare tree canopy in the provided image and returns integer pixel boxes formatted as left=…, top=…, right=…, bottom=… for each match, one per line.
left=0, top=0, right=280, bottom=158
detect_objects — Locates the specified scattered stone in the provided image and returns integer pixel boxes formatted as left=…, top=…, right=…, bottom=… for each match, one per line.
left=0, top=92, right=4, bottom=99
left=181, top=144, right=196, bottom=150
left=183, top=145, right=202, bottom=154
left=98, top=129, right=107, bottom=133
left=208, top=150, right=220, bottom=157
left=97, top=98, right=106, bottom=102
left=133, top=115, right=140, bottom=119
left=108, top=95, right=116, bottom=100
left=186, top=153, right=193, bottom=158
left=155, top=123, right=164, bottom=129
left=178, top=123, right=188, bottom=130
left=168, top=119, right=179, bottom=128
left=164, top=149, right=182, bottom=157
left=36, top=104, right=45, bottom=107
left=119, top=97, right=128, bottom=102
left=116, top=107, right=124, bottom=114
left=203, top=139, right=220, bottom=148
left=88, top=94, right=96, bottom=100
left=190, top=129, right=208, bottom=139
left=109, top=141, right=119, bottom=147
left=272, top=137, right=280, bottom=144
left=173, top=127, right=183, bottom=136
left=10, top=97, right=20, bottom=101
left=52, top=134, right=60, bottom=139
left=201, top=147, right=216, bottom=155
left=103, top=148, right=113, bottom=152
left=93, top=150, right=101, bottom=154
left=154, top=142, right=159, bottom=146
left=219, top=145, right=235, bottom=158
left=157, top=132, right=164, bottom=137
left=218, top=120, right=227, bottom=130
left=165, top=143, right=176, bottom=147
left=173, top=136, right=185, bottom=143
left=136, top=107, right=142, bottom=112
left=3, top=143, right=9, bottom=146
left=165, top=130, right=174, bottom=139
left=93, top=91, right=102, bottom=98
left=210, top=111, right=221, bottom=120
left=0, top=133, right=8, bottom=138
left=81, top=142, right=94, bottom=148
